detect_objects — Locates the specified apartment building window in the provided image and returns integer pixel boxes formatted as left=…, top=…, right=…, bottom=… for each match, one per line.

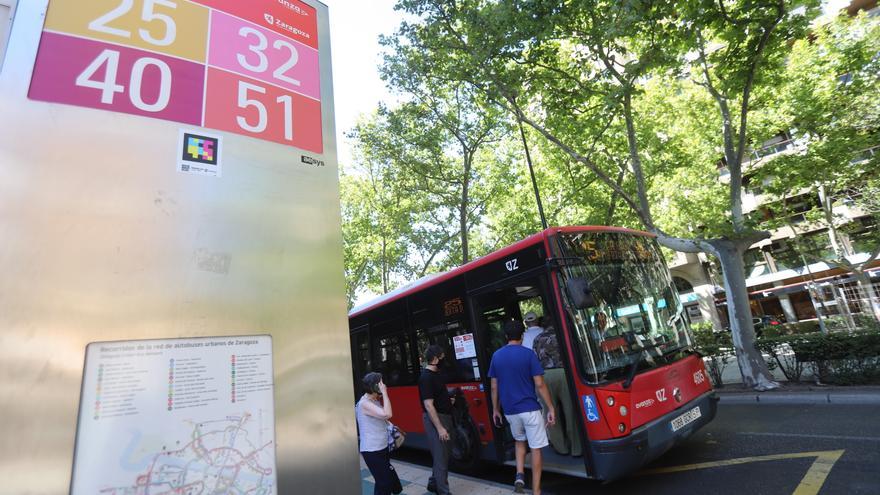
left=770, top=241, right=801, bottom=271
left=784, top=192, right=821, bottom=223
left=0, top=0, right=16, bottom=72
left=849, top=218, right=879, bottom=255
left=751, top=131, right=794, bottom=161
left=673, top=276, right=694, bottom=293
left=742, top=174, right=775, bottom=196
left=770, top=231, right=835, bottom=270
left=744, top=248, right=771, bottom=278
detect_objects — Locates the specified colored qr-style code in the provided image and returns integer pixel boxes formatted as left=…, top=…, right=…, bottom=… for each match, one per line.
left=182, top=133, right=218, bottom=164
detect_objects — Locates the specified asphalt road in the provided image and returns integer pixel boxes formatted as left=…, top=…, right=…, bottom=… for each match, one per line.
left=394, top=400, right=880, bottom=494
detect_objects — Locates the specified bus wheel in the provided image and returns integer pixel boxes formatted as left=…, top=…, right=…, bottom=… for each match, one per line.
left=450, top=417, right=481, bottom=473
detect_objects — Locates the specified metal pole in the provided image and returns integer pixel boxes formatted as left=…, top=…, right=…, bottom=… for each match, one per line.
left=517, top=117, right=548, bottom=230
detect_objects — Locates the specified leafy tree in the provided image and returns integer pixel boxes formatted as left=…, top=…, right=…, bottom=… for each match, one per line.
left=340, top=118, right=417, bottom=306
left=381, top=52, right=511, bottom=264
left=342, top=91, right=516, bottom=304
left=755, top=12, right=880, bottom=321
left=384, top=0, right=822, bottom=389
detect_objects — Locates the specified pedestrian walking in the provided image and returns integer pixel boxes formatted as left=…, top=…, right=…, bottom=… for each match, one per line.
left=356, top=372, right=401, bottom=495
left=490, top=320, right=556, bottom=495
left=419, top=344, right=455, bottom=494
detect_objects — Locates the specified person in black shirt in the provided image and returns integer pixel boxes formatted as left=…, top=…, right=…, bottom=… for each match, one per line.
left=418, top=344, right=454, bottom=495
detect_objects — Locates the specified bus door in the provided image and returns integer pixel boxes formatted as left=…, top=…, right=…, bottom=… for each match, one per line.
left=469, top=273, right=553, bottom=462
left=470, top=273, right=589, bottom=475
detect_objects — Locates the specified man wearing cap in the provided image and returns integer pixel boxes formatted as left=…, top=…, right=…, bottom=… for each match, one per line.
left=489, top=320, right=556, bottom=494
left=521, top=311, right=543, bottom=350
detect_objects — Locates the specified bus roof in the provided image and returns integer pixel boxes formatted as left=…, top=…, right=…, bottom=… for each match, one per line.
left=348, top=225, right=653, bottom=318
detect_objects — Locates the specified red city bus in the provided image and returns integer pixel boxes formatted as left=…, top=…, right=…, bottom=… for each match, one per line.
left=349, top=226, right=717, bottom=480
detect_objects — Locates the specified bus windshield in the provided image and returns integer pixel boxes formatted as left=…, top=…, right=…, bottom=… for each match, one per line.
left=555, top=231, right=693, bottom=383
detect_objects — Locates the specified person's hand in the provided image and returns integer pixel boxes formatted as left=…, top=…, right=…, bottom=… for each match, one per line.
left=438, top=427, right=450, bottom=442
left=493, top=410, right=503, bottom=428
left=546, top=409, right=556, bottom=427
left=377, top=381, right=387, bottom=396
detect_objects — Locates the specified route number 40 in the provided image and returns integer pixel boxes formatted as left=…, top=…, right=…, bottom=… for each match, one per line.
left=76, top=49, right=172, bottom=112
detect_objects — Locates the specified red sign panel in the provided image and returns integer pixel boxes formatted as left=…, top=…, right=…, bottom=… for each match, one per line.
left=204, top=68, right=322, bottom=151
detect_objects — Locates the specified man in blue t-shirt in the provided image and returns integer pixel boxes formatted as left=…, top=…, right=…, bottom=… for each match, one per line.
left=488, top=320, right=557, bottom=495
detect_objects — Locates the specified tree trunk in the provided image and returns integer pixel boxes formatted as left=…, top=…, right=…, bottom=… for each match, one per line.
left=710, top=240, right=780, bottom=390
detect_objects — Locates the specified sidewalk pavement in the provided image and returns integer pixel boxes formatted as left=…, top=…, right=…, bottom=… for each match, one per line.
left=361, top=458, right=515, bottom=495
left=716, top=385, right=880, bottom=405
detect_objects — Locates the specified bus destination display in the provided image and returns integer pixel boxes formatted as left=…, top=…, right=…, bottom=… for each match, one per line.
left=28, top=0, right=323, bottom=153
left=71, top=336, right=277, bottom=494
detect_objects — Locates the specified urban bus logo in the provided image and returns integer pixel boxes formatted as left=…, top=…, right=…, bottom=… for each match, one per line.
left=505, top=258, right=519, bottom=272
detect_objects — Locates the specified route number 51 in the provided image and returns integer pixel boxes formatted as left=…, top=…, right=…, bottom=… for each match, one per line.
left=237, top=82, right=294, bottom=141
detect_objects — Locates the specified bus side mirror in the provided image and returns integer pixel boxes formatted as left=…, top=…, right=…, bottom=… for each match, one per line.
left=566, top=277, right=597, bottom=309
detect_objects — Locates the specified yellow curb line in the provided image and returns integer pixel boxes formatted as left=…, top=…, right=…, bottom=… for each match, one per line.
left=636, top=450, right=845, bottom=495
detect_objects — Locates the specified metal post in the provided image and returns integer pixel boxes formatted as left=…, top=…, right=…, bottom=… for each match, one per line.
left=517, top=117, right=548, bottom=230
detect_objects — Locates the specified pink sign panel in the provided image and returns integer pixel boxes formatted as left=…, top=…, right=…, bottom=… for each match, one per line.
left=208, top=10, right=320, bottom=101
left=29, top=32, right=205, bottom=126
left=190, top=0, right=318, bottom=50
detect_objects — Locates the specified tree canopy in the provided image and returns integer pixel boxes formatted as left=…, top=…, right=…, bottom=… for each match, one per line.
left=339, top=1, right=879, bottom=388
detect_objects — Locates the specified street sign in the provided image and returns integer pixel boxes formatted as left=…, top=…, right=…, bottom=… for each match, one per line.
left=28, top=0, right=322, bottom=152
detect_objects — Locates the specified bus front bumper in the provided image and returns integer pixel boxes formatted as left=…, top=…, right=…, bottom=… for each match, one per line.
left=588, top=390, right=719, bottom=481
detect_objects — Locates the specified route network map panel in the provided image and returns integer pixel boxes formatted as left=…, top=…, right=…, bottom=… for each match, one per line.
left=28, top=0, right=322, bottom=153
left=71, top=336, right=276, bottom=494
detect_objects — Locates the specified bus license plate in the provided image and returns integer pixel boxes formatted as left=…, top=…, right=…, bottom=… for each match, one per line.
left=670, top=406, right=701, bottom=432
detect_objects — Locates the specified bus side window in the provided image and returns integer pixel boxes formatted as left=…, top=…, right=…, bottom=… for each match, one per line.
left=373, top=332, right=417, bottom=387
left=351, top=329, right=370, bottom=383
left=422, top=321, right=479, bottom=384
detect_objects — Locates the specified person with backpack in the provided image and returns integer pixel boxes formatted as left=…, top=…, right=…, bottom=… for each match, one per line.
left=489, top=320, right=556, bottom=495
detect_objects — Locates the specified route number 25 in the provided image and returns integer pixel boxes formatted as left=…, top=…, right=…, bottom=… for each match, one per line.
left=89, top=0, right=179, bottom=47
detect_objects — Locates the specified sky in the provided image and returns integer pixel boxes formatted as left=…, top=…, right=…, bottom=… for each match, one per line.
left=323, top=0, right=401, bottom=167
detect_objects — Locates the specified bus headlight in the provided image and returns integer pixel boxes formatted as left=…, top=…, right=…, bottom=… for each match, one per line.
left=606, top=396, right=615, bottom=407
left=618, top=423, right=626, bottom=433
left=619, top=406, right=628, bottom=416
